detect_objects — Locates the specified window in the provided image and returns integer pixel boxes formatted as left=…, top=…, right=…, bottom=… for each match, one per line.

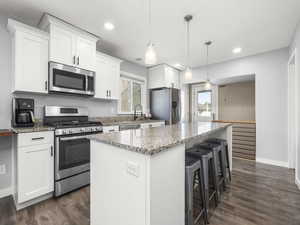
left=197, top=90, right=212, bottom=117
left=119, top=73, right=146, bottom=114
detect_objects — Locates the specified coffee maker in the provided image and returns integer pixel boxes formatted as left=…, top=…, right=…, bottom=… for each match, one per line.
left=12, top=98, right=35, bottom=127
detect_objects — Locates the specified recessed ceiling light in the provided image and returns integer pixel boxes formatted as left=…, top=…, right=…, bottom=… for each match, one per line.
left=232, top=47, right=242, bottom=54
left=104, top=22, right=115, bottom=31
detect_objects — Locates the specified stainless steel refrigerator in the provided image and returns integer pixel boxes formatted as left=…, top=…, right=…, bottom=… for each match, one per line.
left=150, top=88, right=180, bottom=124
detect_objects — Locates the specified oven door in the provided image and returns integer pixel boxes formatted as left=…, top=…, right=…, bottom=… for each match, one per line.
left=55, top=135, right=90, bottom=180
left=49, top=62, right=95, bottom=96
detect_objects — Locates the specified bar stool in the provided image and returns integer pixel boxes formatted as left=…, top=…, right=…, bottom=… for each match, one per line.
left=187, top=147, right=219, bottom=220
left=205, top=138, right=231, bottom=182
left=194, top=142, right=227, bottom=197
left=185, top=155, right=208, bottom=225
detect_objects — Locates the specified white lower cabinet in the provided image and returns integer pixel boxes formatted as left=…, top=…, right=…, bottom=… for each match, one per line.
left=103, top=126, right=119, bottom=133
left=16, top=131, right=54, bottom=204
left=140, top=121, right=165, bottom=129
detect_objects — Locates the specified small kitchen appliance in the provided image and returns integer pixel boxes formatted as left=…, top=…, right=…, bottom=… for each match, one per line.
left=12, top=98, right=35, bottom=127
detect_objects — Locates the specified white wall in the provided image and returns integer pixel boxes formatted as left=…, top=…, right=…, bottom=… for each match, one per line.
left=290, top=22, right=300, bottom=185
left=182, top=48, right=289, bottom=166
left=0, top=12, right=148, bottom=194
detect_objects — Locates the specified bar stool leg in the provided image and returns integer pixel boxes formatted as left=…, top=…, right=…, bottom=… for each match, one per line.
left=209, top=158, right=219, bottom=207
left=220, top=150, right=227, bottom=191
left=186, top=168, right=194, bottom=225
left=225, top=144, right=232, bottom=182
left=211, top=151, right=220, bottom=202
left=201, top=158, right=210, bottom=222
left=197, top=170, right=209, bottom=225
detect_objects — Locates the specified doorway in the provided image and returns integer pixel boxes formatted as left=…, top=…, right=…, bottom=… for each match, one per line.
left=190, top=83, right=217, bottom=122
left=288, top=49, right=297, bottom=170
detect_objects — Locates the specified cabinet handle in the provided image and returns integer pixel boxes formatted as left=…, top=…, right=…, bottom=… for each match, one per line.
left=32, top=137, right=44, bottom=141
left=106, top=90, right=108, bottom=97
left=45, top=81, right=48, bottom=91
left=73, top=56, right=76, bottom=65
left=51, top=146, right=53, bottom=156
left=77, top=56, right=80, bottom=65
left=109, top=90, right=111, bottom=97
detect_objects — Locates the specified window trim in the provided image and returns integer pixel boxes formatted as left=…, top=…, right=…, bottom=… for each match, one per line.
left=118, top=71, right=147, bottom=115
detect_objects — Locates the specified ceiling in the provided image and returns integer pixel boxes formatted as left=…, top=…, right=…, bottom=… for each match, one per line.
left=1, top=0, right=300, bottom=68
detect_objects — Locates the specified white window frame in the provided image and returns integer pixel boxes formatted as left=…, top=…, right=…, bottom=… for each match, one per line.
left=118, top=71, right=147, bottom=114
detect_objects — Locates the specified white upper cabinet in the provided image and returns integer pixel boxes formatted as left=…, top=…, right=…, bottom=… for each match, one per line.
left=95, top=52, right=122, bottom=100
left=148, top=64, right=180, bottom=89
left=7, top=19, right=49, bottom=94
left=39, top=14, right=98, bottom=71
left=49, top=25, right=75, bottom=66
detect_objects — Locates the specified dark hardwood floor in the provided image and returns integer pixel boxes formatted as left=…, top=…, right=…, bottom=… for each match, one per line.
left=1, top=158, right=300, bottom=225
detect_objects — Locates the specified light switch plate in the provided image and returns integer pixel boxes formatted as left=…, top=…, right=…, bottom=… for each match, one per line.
left=126, top=161, right=140, bottom=177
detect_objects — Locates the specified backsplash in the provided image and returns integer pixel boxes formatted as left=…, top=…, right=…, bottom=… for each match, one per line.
left=14, top=93, right=118, bottom=120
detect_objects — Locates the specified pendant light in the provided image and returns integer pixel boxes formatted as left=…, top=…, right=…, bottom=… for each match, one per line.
left=144, top=0, right=157, bottom=65
left=184, top=15, right=193, bottom=80
left=204, top=41, right=212, bottom=88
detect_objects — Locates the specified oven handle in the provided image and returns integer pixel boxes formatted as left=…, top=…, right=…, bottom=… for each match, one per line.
left=60, top=135, right=90, bottom=141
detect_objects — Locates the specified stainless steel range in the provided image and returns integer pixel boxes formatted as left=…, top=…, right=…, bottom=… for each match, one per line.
left=44, top=106, right=102, bottom=197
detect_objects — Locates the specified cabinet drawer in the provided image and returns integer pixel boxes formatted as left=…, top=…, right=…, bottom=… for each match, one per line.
left=18, top=131, right=54, bottom=147
left=103, top=126, right=119, bottom=133
left=150, top=122, right=165, bottom=127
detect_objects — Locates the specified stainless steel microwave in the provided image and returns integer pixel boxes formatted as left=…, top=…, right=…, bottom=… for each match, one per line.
left=49, top=62, right=95, bottom=96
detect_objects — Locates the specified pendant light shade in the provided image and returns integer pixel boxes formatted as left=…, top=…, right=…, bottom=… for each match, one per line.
left=145, top=42, right=157, bottom=65
left=144, top=0, right=157, bottom=65
left=184, top=15, right=193, bottom=80
left=184, top=67, right=193, bottom=80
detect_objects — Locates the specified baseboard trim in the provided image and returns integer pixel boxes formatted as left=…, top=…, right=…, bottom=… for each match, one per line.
left=296, top=177, right=300, bottom=190
left=0, top=187, right=12, bottom=198
left=256, top=157, right=289, bottom=168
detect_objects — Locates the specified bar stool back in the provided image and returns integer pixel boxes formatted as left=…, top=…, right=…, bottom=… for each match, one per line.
left=194, top=142, right=227, bottom=196
left=205, top=138, right=231, bottom=182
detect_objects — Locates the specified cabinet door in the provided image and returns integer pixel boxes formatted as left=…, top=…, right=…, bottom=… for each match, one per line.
left=108, top=61, right=120, bottom=100
left=50, top=26, right=75, bottom=66
left=103, top=126, right=119, bottom=133
left=76, top=36, right=96, bottom=71
left=140, top=123, right=150, bottom=129
left=95, top=55, right=110, bottom=99
left=165, top=66, right=179, bottom=88
left=18, top=144, right=54, bottom=203
left=14, top=31, right=48, bottom=93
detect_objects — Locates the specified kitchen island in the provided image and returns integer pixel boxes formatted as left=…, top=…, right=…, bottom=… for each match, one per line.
left=89, top=122, right=232, bottom=225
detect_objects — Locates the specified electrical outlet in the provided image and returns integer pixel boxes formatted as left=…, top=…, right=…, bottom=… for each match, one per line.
left=0, top=164, right=6, bottom=175
left=126, top=161, right=140, bottom=177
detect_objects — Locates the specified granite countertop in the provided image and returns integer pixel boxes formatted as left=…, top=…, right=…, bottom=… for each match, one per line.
left=89, top=122, right=231, bottom=155
left=101, top=119, right=165, bottom=126
left=12, top=125, right=55, bottom=134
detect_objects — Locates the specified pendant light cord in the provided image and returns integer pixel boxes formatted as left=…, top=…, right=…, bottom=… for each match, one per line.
left=148, top=0, right=152, bottom=43
left=205, top=41, right=212, bottom=81
left=187, top=21, right=190, bottom=66
left=206, top=43, right=209, bottom=80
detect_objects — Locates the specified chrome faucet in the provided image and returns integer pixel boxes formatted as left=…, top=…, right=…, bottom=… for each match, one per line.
left=133, top=104, right=143, bottom=120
